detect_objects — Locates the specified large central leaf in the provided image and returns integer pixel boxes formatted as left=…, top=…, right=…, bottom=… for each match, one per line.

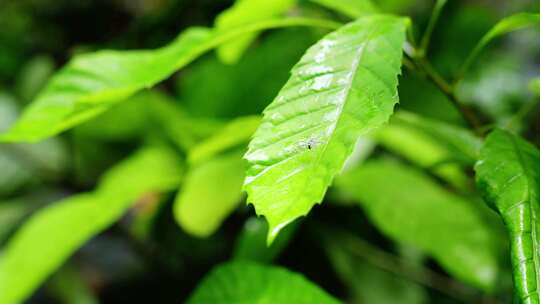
left=244, top=15, right=407, bottom=241
left=475, top=129, right=540, bottom=303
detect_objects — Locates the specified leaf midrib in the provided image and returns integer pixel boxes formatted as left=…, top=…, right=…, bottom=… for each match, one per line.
left=509, top=134, right=540, bottom=301
left=282, top=23, right=377, bottom=222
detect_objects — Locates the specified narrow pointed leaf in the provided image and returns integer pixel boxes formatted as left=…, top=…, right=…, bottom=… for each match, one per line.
left=215, top=0, right=296, bottom=64
left=244, top=15, right=407, bottom=241
left=475, top=129, right=540, bottom=303
left=0, top=18, right=340, bottom=143
left=174, top=152, right=245, bottom=237
left=0, top=147, right=183, bottom=304
left=336, top=160, right=499, bottom=289
left=187, top=261, right=340, bottom=304
left=309, top=0, right=379, bottom=18
left=459, top=13, right=540, bottom=78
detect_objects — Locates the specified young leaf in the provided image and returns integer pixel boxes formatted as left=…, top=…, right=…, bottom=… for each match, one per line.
left=188, top=116, right=261, bottom=165
left=0, top=147, right=183, bottom=304
left=0, top=18, right=340, bottom=143
left=174, top=152, right=245, bottom=237
left=530, top=78, right=540, bottom=96
left=335, top=160, right=499, bottom=289
left=187, top=261, right=340, bottom=304
left=215, top=0, right=296, bottom=64
left=244, top=15, right=408, bottom=241
left=309, top=0, right=380, bottom=19
left=458, top=13, right=540, bottom=78
left=475, top=129, right=540, bottom=303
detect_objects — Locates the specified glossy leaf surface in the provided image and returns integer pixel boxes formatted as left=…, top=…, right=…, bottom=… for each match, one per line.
left=215, top=0, right=296, bottom=64
left=336, top=160, right=499, bottom=289
left=475, top=129, right=540, bottom=303
left=174, top=152, right=245, bottom=237
left=187, top=261, right=340, bottom=304
left=0, top=147, right=183, bottom=304
left=0, top=18, right=340, bottom=143
left=244, top=15, right=407, bottom=241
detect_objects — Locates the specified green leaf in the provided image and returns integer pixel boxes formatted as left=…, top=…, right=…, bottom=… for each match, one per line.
left=325, top=242, right=427, bottom=304
left=374, top=111, right=481, bottom=190
left=457, top=53, right=529, bottom=124
left=187, top=261, right=340, bottom=304
left=0, top=147, right=183, bottom=304
left=335, top=160, right=499, bottom=289
left=244, top=15, right=407, bottom=242
left=309, top=0, right=379, bottom=19
left=475, top=129, right=540, bottom=303
left=178, top=28, right=320, bottom=118
left=391, top=111, right=482, bottom=164
left=146, top=91, right=224, bottom=150
left=74, top=91, right=152, bottom=141
left=530, top=78, right=540, bottom=96
left=174, top=152, right=245, bottom=237
left=458, top=13, right=540, bottom=78
left=233, top=217, right=298, bottom=263
left=188, top=116, right=261, bottom=165
left=48, top=266, right=98, bottom=304
left=0, top=17, right=340, bottom=143
left=215, top=0, right=296, bottom=64
left=375, top=120, right=469, bottom=190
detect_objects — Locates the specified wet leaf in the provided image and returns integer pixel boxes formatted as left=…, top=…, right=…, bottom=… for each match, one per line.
left=475, top=129, right=540, bottom=303
left=244, top=15, right=407, bottom=242
left=187, top=261, right=340, bottom=304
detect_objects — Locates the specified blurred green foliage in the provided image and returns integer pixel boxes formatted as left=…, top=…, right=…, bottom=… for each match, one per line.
left=0, top=0, right=539, bottom=303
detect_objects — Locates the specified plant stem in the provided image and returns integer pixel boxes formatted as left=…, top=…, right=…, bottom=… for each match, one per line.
left=419, top=0, right=447, bottom=56
left=415, top=57, right=483, bottom=135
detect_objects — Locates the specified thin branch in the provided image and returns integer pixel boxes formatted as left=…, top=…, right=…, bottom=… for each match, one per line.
left=319, top=227, right=501, bottom=304
left=415, top=57, right=484, bottom=135
left=419, top=0, right=448, bottom=56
